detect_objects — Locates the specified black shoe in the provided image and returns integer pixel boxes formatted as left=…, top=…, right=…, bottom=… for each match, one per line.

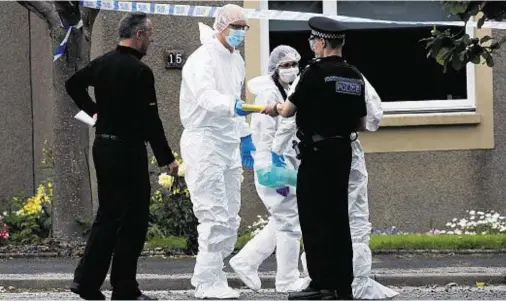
left=336, top=294, right=354, bottom=300
left=70, top=282, right=106, bottom=300
left=288, top=287, right=338, bottom=300
left=111, top=292, right=158, bottom=300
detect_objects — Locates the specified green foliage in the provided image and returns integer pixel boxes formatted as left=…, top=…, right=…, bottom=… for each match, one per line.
left=2, top=141, right=55, bottom=244
left=371, top=234, right=506, bottom=250
left=146, top=233, right=506, bottom=252
left=3, top=184, right=52, bottom=244
left=147, top=155, right=199, bottom=255
left=423, top=1, right=506, bottom=72
left=146, top=236, right=188, bottom=250
left=75, top=216, right=93, bottom=237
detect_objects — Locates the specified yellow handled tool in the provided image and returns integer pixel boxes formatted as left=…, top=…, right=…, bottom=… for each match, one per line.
left=241, top=104, right=264, bottom=112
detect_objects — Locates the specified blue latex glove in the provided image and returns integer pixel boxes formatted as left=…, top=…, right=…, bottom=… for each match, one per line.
left=240, top=135, right=256, bottom=168
left=276, top=186, right=290, bottom=197
left=235, top=99, right=252, bottom=116
left=271, top=152, right=286, bottom=168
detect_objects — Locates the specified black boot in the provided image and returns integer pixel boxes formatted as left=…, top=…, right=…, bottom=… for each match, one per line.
left=111, top=291, right=158, bottom=300
left=70, top=282, right=106, bottom=300
left=288, top=287, right=338, bottom=300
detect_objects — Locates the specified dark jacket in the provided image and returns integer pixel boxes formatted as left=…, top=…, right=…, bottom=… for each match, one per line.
left=65, top=45, right=175, bottom=167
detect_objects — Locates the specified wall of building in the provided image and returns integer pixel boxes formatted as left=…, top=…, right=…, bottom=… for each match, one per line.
left=356, top=29, right=505, bottom=232
left=0, top=3, right=35, bottom=207
left=1, top=1, right=504, bottom=232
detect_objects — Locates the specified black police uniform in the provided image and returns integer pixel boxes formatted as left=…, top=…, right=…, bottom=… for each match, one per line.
left=65, top=45, right=176, bottom=300
left=288, top=17, right=367, bottom=300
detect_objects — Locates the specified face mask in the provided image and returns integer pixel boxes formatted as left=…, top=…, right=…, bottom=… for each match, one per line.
left=278, top=67, right=299, bottom=83
left=226, top=29, right=246, bottom=48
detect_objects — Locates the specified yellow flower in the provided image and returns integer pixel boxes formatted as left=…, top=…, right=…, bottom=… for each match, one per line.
left=177, top=163, right=185, bottom=177
left=16, top=183, right=52, bottom=216
left=158, top=173, right=174, bottom=189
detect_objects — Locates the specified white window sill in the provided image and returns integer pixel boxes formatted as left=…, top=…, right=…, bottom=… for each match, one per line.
left=379, top=112, right=482, bottom=128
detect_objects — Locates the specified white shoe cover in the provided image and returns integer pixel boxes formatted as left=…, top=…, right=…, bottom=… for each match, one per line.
left=229, top=257, right=262, bottom=291
left=276, top=276, right=311, bottom=293
left=194, top=283, right=240, bottom=299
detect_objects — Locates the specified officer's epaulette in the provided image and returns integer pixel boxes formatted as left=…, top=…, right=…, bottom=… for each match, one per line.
left=301, top=57, right=322, bottom=73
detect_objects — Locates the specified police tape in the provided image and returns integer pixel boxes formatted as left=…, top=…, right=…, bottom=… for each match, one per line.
left=52, top=0, right=506, bottom=62
left=53, top=20, right=83, bottom=62
left=78, top=0, right=506, bottom=30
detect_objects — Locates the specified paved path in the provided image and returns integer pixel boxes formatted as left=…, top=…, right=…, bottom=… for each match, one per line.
left=0, top=253, right=504, bottom=289
left=1, top=253, right=505, bottom=275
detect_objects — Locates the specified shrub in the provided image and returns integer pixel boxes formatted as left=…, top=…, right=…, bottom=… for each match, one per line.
left=3, top=182, right=52, bottom=243
left=148, top=153, right=198, bottom=254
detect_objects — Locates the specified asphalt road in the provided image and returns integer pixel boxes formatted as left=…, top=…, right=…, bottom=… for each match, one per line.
left=2, top=286, right=506, bottom=300
left=0, top=253, right=505, bottom=275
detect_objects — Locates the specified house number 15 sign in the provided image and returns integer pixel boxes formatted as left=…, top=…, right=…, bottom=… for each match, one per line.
left=165, top=50, right=185, bottom=69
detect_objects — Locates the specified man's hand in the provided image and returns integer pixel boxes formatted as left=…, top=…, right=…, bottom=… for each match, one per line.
left=261, top=104, right=279, bottom=117
left=168, top=160, right=179, bottom=176
left=93, top=113, right=97, bottom=121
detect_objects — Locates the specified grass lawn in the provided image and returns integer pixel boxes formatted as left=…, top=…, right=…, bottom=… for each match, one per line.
left=371, top=233, right=506, bottom=250
left=146, top=233, right=506, bottom=251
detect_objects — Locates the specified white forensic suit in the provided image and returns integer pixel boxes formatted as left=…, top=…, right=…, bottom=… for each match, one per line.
left=298, top=75, right=399, bottom=300
left=179, top=21, right=252, bottom=299
left=229, top=70, right=309, bottom=292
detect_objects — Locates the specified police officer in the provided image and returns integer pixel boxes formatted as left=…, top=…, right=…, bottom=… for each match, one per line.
left=261, top=16, right=367, bottom=300
left=65, top=12, right=178, bottom=300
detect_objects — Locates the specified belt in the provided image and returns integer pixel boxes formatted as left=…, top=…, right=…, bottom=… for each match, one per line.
left=96, top=134, right=122, bottom=141
left=95, top=133, right=147, bottom=145
left=312, top=134, right=346, bottom=142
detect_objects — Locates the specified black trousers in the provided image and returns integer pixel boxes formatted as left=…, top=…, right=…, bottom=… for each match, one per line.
left=296, top=139, right=354, bottom=296
left=74, top=137, right=151, bottom=296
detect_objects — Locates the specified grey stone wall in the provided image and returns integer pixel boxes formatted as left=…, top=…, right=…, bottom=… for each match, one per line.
left=0, top=3, right=34, bottom=207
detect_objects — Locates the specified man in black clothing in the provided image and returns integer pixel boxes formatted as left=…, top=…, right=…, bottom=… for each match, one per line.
left=65, top=12, right=178, bottom=300
left=261, top=16, right=367, bottom=300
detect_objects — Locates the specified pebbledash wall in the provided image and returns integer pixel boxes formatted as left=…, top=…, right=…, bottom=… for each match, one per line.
left=0, top=0, right=505, bottom=231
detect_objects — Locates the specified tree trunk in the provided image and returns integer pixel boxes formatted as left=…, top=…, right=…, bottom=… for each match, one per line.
left=50, top=25, right=93, bottom=241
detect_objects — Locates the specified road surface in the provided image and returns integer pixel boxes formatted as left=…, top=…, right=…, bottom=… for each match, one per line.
left=1, top=285, right=506, bottom=300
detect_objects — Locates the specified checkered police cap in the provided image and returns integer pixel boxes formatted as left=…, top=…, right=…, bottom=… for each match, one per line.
left=308, top=16, right=346, bottom=40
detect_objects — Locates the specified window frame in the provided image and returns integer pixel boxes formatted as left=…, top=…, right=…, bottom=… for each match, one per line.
left=259, top=0, right=477, bottom=114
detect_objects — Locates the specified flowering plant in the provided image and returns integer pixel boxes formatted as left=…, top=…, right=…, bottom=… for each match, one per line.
left=440, top=210, right=506, bottom=235
left=0, top=213, right=9, bottom=243
left=247, top=215, right=269, bottom=237
left=3, top=182, right=52, bottom=243
left=148, top=153, right=198, bottom=254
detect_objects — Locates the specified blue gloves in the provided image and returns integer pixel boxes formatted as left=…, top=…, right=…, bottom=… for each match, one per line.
left=271, top=152, right=286, bottom=168
left=240, top=135, right=255, bottom=168
left=272, top=152, right=289, bottom=196
left=235, top=98, right=252, bottom=116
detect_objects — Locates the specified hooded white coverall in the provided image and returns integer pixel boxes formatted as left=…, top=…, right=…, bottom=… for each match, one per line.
left=229, top=46, right=309, bottom=293
left=298, top=75, right=399, bottom=300
left=178, top=7, right=252, bottom=299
